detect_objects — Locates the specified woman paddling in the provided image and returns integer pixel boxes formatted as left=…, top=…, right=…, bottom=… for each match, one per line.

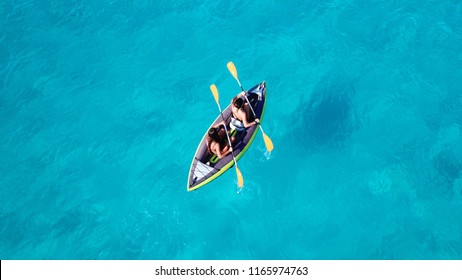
left=206, top=122, right=236, bottom=159
left=231, top=92, right=259, bottom=129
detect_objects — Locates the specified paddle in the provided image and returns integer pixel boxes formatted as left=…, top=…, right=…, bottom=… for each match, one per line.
left=210, top=84, right=244, bottom=188
left=227, top=61, right=274, bottom=152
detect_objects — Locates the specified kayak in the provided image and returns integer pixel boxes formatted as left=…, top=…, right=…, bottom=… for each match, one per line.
left=187, top=81, right=267, bottom=191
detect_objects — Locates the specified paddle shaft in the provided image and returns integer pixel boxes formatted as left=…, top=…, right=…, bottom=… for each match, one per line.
left=216, top=103, right=239, bottom=167
left=237, top=81, right=270, bottom=138
left=238, top=82, right=259, bottom=116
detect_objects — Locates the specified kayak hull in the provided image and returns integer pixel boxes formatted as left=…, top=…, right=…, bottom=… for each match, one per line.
left=187, top=82, right=267, bottom=191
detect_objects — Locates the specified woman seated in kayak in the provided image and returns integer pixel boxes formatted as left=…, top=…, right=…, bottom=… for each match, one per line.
left=231, top=92, right=260, bottom=129
left=206, top=122, right=236, bottom=159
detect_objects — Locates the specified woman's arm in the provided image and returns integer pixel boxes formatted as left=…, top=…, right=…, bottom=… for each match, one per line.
left=216, top=143, right=231, bottom=159
left=239, top=111, right=259, bottom=128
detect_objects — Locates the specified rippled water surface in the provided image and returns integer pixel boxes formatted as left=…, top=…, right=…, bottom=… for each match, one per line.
left=1, top=0, right=462, bottom=259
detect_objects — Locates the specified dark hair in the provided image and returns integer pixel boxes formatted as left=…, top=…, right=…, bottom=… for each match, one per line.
left=234, top=97, right=244, bottom=108
left=208, top=127, right=219, bottom=142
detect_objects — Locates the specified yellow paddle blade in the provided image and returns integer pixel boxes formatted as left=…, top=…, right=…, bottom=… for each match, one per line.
left=236, top=166, right=244, bottom=188
left=262, top=131, right=274, bottom=152
left=210, top=84, right=219, bottom=104
left=227, top=61, right=238, bottom=81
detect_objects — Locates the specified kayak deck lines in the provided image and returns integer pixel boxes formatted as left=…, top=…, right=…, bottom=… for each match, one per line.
left=187, top=81, right=267, bottom=191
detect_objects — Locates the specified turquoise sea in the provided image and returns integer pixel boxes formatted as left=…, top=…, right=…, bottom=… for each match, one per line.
left=1, top=0, right=462, bottom=259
